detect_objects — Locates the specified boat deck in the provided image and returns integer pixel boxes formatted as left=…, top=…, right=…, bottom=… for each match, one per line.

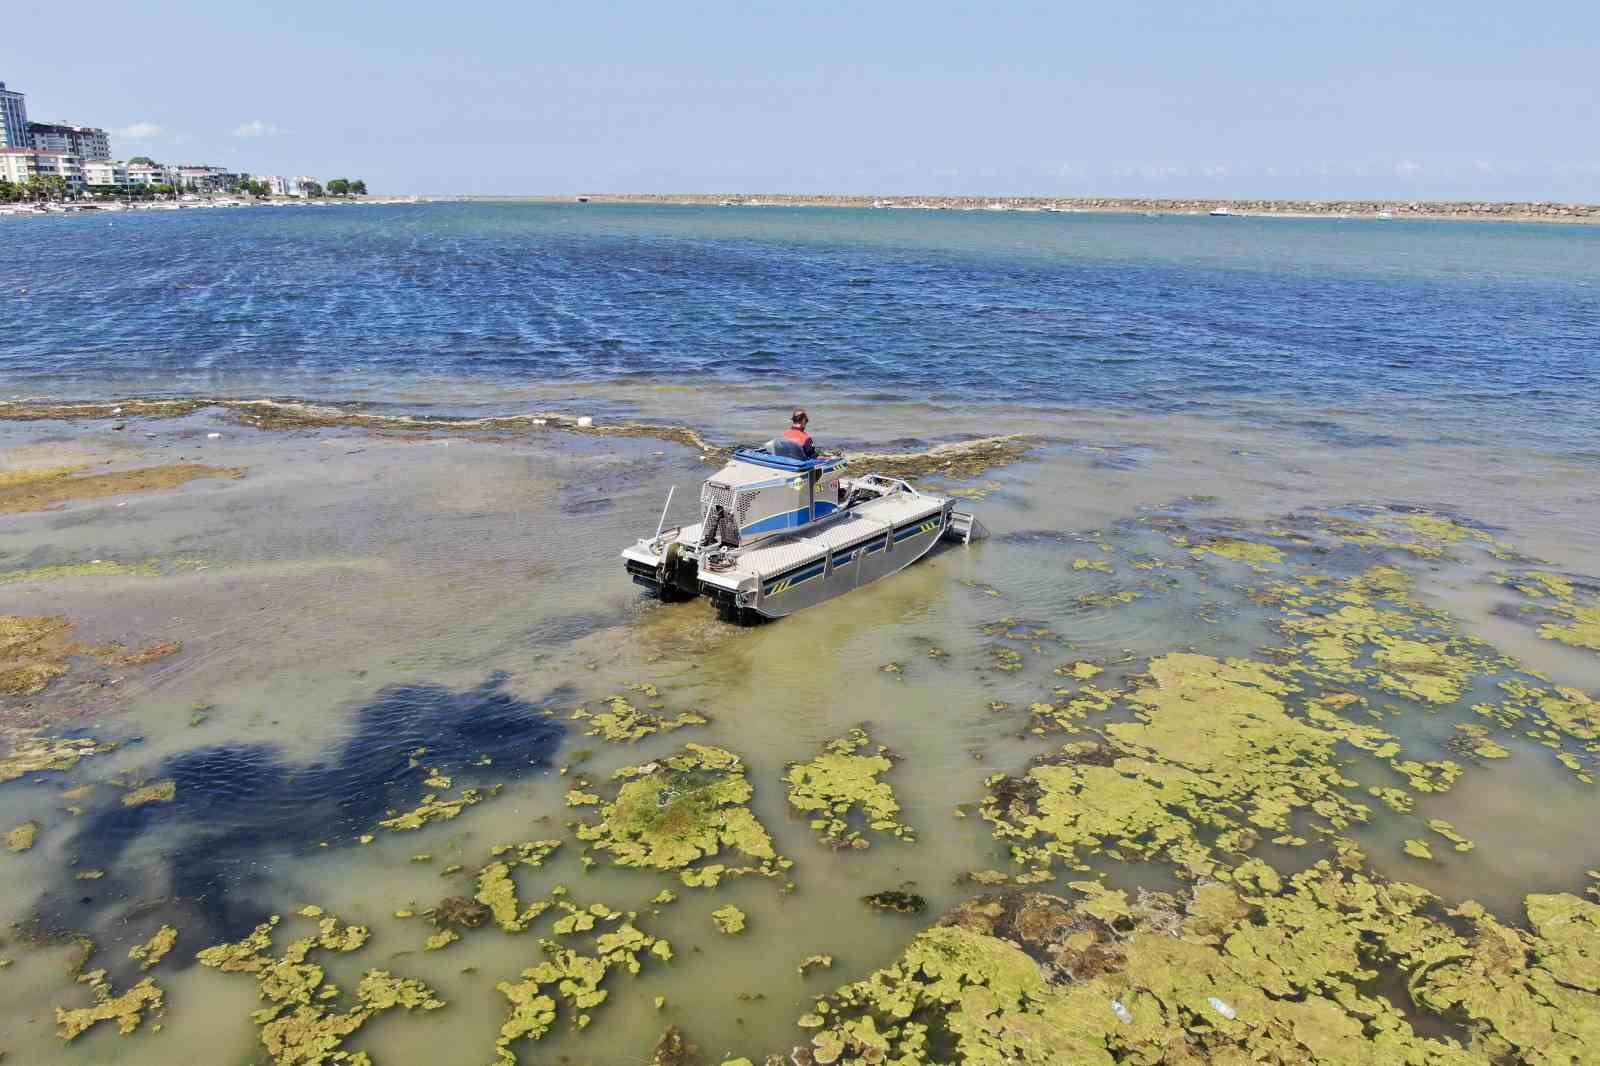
left=708, top=492, right=943, bottom=583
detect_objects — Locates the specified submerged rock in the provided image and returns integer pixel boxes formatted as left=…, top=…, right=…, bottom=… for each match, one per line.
left=861, top=891, right=926, bottom=916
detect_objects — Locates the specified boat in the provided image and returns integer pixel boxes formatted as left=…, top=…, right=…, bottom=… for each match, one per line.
left=1208, top=208, right=1235, bottom=217
left=622, top=446, right=985, bottom=622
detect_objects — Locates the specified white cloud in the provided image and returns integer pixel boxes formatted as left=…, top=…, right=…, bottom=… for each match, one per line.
left=1047, top=161, right=1085, bottom=178
left=1201, top=164, right=1231, bottom=179
left=1393, top=160, right=1424, bottom=177
left=231, top=119, right=287, bottom=138
left=116, top=122, right=164, bottom=140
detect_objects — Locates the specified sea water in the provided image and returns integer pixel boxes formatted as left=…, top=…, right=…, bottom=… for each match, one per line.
left=1, top=204, right=1598, bottom=1065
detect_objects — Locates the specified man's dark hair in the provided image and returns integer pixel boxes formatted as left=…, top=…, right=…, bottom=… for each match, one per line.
left=791, top=408, right=809, bottom=426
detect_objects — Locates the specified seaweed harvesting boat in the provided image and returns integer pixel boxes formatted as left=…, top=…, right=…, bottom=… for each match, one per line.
left=623, top=446, right=985, bottom=622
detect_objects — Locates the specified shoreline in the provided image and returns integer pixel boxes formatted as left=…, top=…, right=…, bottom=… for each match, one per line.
left=473, top=192, right=1600, bottom=225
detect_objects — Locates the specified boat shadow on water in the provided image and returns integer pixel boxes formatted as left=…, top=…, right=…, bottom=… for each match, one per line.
left=28, top=673, right=567, bottom=961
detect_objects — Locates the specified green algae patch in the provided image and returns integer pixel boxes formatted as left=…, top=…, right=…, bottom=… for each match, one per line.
left=785, top=727, right=914, bottom=849
left=1403, top=838, right=1435, bottom=860
left=846, top=433, right=1037, bottom=480
left=129, top=925, right=178, bottom=969
left=0, top=735, right=115, bottom=783
left=569, top=692, right=708, bottom=743
left=0, top=462, right=245, bottom=515
left=983, top=654, right=1383, bottom=879
left=0, top=615, right=78, bottom=696
left=491, top=903, right=676, bottom=1063
left=799, top=954, right=834, bottom=976
left=121, top=780, right=176, bottom=807
left=6, top=820, right=39, bottom=852
left=378, top=788, right=483, bottom=831
left=197, top=909, right=443, bottom=1065
left=1540, top=606, right=1600, bottom=652
left=712, top=905, right=747, bottom=935
left=0, top=559, right=161, bottom=585
left=1190, top=537, right=1285, bottom=568
left=796, top=862, right=1600, bottom=1066
left=574, top=744, right=788, bottom=886
left=55, top=975, right=164, bottom=1042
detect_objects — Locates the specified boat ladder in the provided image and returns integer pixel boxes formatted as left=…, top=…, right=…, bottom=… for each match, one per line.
left=945, top=508, right=988, bottom=545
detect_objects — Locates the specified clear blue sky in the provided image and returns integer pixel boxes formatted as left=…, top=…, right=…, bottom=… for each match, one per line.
left=5, top=0, right=1598, bottom=199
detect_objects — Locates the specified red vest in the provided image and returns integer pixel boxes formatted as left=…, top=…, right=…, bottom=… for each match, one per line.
left=783, top=426, right=813, bottom=448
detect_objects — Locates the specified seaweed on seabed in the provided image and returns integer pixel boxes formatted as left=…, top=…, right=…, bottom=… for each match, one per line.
left=57, top=673, right=564, bottom=943
left=197, top=907, right=445, bottom=1065
left=574, top=743, right=791, bottom=887
left=784, top=727, right=914, bottom=850
left=796, top=864, right=1600, bottom=1066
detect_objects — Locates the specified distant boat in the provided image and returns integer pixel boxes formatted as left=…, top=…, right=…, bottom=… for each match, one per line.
left=1208, top=208, right=1235, bottom=217
left=576, top=195, right=590, bottom=203
left=1376, top=211, right=1393, bottom=220
left=983, top=202, right=1009, bottom=212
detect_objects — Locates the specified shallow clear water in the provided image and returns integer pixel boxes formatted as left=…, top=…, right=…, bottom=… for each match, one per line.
left=2, top=207, right=1599, bottom=1064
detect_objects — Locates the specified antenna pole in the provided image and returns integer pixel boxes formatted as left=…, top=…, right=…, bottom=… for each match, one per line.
left=653, top=485, right=676, bottom=541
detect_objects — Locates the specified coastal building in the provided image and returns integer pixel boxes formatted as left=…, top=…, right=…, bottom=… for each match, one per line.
left=0, top=147, right=85, bottom=191
left=0, top=81, right=28, bottom=149
left=127, top=161, right=176, bottom=187
left=171, top=164, right=246, bottom=192
left=0, top=147, right=36, bottom=184
left=84, top=159, right=129, bottom=187
left=29, top=121, right=111, bottom=160
left=292, top=175, right=318, bottom=197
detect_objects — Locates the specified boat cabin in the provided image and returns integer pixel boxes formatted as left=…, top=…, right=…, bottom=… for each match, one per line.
left=699, top=448, right=848, bottom=548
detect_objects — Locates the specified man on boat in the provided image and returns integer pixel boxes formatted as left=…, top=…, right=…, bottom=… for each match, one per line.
left=781, top=409, right=817, bottom=460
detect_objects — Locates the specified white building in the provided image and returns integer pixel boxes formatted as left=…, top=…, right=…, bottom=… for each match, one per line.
left=84, top=159, right=129, bottom=187
left=0, top=81, right=28, bottom=149
left=127, top=161, right=176, bottom=187
left=0, top=147, right=35, bottom=184
left=0, top=147, right=84, bottom=191
left=291, top=175, right=319, bottom=197
left=29, top=122, right=111, bottom=160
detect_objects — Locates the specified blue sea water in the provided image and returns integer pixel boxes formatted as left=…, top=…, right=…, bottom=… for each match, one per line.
left=2, top=203, right=1597, bottom=449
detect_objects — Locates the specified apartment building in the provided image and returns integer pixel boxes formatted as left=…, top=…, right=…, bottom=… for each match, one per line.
left=29, top=121, right=112, bottom=160
left=84, top=159, right=129, bottom=187
left=0, top=81, right=28, bottom=148
left=0, top=146, right=84, bottom=190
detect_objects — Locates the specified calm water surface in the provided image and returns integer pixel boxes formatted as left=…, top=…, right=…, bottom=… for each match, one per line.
left=2, top=206, right=1599, bottom=1064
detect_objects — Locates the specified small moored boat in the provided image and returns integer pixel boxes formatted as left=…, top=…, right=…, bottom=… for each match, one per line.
left=623, top=447, right=984, bottom=622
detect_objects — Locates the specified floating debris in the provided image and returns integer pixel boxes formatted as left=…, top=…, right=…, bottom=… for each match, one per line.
left=711, top=905, right=747, bottom=935
left=784, top=727, right=914, bottom=849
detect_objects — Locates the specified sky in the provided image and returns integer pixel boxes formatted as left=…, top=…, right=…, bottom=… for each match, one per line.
left=4, top=0, right=1599, bottom=199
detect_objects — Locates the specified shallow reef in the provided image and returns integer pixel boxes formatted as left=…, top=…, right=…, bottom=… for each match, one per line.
left=0, top=462, right=244, bottom=515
